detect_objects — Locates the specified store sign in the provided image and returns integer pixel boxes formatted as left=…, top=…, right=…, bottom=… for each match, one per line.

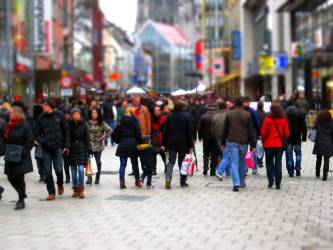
left=60, top=76, right=73, bottom=88
left=232, top=31, right=242, bottom=60
left=274, top=54, right=288, bottom=71
left=291, top=43, right=304, bottom=57
left=259, top=55, right=274, bottom=76
left=34, top=0, right=52, bottom=54
left=61, top=89, right=73, bottom=97
left=212, top=58, right=225, bottom=76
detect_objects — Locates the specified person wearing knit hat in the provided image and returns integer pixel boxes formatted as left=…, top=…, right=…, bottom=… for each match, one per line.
left=70, top=107, right=81, bottom=116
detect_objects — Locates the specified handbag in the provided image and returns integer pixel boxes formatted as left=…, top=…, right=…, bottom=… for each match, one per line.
left=245, top=151, right=255, bottom=169
left=86, top=158, right=93, bottom=177
left=4, top=144, right=23, bottom=163
left=309, top=128, right=317, bottom=142
left=180, top=153, right=196, bottom=176
left=272, top=120, right=287, bottom=151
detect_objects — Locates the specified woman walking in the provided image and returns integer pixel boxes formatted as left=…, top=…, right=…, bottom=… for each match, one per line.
left=4, top=107, right=34, bottom=209
left=261, top=104, right=290, bottom=190
left=312, top=110, right=333, bottom=181
left=86, top=108, right=112, bottom=184
left=68, top=108, right=92, bottom=199
left=115, top=107, right=142, bottom=189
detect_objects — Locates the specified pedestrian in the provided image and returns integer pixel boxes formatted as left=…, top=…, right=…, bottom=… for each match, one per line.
left=137, top=137, right=162, bottom=189
left=102, top=96, right=117, bottom=146
left=62, top=109, right=71, bottom=183
left=198, top=105, right=219, bottom=176
left=261, top=104, right=290, bottom=190
left=312, top=110, right=333, bottom=181
left=221, top=97, right=256, bottom=192
left=285, top=102, right=307, bottom=177
left=116, top=107, right=142, bottom=189
left=213, top=101, right=231, bottom=180
left=35, top=99, right=70, bottom=201
left=4, top=107, right=34, bottom=209
left=32, top=104, right=45, bottom=182
left=86, top=108, right=112, bottom=184
left=162, top=100, right=194, bottom=189
left=151, top=105, right=167, bottom=175
left=68, top=108, right=92, bottom=199
left=0, top=106, right=6, bottom=199
left=132, top=96, right=151, bottom=138
left=190, top=98, right=206, bottom=135
left=256, top=101, right=267, bottom=169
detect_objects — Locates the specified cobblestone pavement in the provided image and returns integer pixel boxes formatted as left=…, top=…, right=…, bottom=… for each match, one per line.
left=0, top=141, right=333, bottom=250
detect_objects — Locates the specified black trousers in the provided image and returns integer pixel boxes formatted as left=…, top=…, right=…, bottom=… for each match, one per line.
left=63, top=155, right=70, bottom=180
left=7, top=174, right=26, bottom=201
left=264, top=148, right=283, bottom=187
left=316, top=155, right=330, bottom=175
left=203, top=137, right=219, bottom=172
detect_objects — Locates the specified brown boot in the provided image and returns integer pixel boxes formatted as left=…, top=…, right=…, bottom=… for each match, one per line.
left=72, top=186, right=79, bottom=198
left=79, top=186, right=85, bottom=199
left=120, top=179, right=126, bottom=189
left=58, top=186, right=64, bottom=195
left=46, top=194, right=56, bottom=201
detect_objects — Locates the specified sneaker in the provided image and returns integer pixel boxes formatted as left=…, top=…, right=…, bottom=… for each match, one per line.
left=216, top=173, right=223, bottom=181
left=233, top=186, right=239, bottom=192
left=58, top=186, right=64, bottom=195
left=46, top=194, right=56, bottom=201
left=146, top=185, right=155, bottom=190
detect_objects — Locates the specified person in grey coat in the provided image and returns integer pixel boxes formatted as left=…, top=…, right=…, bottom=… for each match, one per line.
left=312, top=109, right=333, bottom=181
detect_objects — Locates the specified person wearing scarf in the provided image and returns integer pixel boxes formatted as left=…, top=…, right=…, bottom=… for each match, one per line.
left=4, top=107, right=34, bottom=210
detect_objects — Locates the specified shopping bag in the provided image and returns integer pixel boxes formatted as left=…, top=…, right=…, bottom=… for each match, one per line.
left=309, top=128, right=317, bottom=142
left=255, top=140, right=264, bottom=158
left=91, top=156, right=98, bottom=174
left=86, top=158, right=93, bottom=177
left=180, top=154, right=195, bottom=176
left=245, top=151, right=255, bottom=169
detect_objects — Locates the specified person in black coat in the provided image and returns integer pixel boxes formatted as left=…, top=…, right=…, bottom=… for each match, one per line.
left=286, top=104, right=307, bottom=177
left=162, top=100, right=194, bottom=189
left=312, top=110, right=333, bottom=181
left=35, top=99, right=70, bottom=201
left=4, top=107, right=34, bottom=210
left=32, top=104, right=44, bottom=182
left=115, top=107, right=142, bottom=189
left=68, top=108, right=92, bottom=199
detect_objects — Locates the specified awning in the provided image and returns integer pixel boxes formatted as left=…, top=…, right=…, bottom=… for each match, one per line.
left=278, top=0, right=327, bottom=12
left=217, top=70, right=240, bottom=85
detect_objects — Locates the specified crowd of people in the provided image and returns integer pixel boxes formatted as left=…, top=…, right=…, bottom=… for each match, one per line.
left=0, top=91, right=331, bottom=210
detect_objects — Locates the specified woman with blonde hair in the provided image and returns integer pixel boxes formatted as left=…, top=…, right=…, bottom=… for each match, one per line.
left=115, top=106, right=142, bottom=189
left=4, top=107, right=34, bottom=209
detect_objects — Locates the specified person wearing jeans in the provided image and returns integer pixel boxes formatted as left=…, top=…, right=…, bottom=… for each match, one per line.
left=221, top=97, right=256, bottom=192
left=286, top=142, right=302, bottom=177
left=43, top=149, right=64, bottom=197
left=119, top=157, right=140, bottom=188
left=71, top=165, right=85, bottom=188
left=216, top=142, right=231, bottom=179
left=261, top=104, right=290, bottom=189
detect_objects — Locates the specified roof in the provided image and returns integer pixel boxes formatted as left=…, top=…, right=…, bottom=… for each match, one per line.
left=152, top=21, right=191, bottom=47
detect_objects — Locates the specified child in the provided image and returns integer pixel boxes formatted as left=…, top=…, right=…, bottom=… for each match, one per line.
left=137, top=137, right=162, bottom=189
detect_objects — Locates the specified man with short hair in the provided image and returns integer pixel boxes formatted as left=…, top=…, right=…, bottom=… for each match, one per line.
left=221, top=97, right=256, bottom=192
left=36, top=99, right=70, bottom=201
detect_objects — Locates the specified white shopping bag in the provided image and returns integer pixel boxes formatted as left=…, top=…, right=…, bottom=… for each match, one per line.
left=91, top=156, right=98, bottom=174
left=180, top=154, right=196, bottom=176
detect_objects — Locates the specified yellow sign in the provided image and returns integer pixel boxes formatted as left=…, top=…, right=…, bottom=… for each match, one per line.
left=259, top=55, right=275, bottom=76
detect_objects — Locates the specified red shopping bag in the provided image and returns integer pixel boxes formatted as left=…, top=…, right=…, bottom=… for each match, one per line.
left=180, top=154, right=196, bottom=176
left=245, top=151, right=255, bottom=169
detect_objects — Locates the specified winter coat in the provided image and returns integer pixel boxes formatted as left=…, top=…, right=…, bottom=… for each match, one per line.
left=244, top=106, right=261, bottom=136
left=256, top=110, right=267, bottom=128
left=102, top=101, right=115, bottom=122
left=134, top=105, right=151, bottom=136
left=198, top=111, right=216, bottom=140
left=261, top=117, right=290, bottom=148
left=295, top=98, right=310, bottom=115
left=137, top=144, right=161, bottom=173
left=4, top=122, right=34, bottom=176
left=211, top=110, right=227, bottom=142
left=286, top=105, right=307, bottom=143
left=162, top=110, right=194, bottom=152
left=87, top=120, right=112, bottom=152
left=35, top=111, right=70, bottom=152
left=68, top=120, right=91, bottom=166
left=116, top=115, right=142, bottom=158
left=312, top=121, right=333, bottom=157
left=191, top=105, right=206, bottom=129
left=151, top=114, right=167, bottom=147
left=221, top=107, right=256, bottom=148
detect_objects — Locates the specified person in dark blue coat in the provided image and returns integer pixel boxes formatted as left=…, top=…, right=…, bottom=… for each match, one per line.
left=4, top=107, right=34, bottom=210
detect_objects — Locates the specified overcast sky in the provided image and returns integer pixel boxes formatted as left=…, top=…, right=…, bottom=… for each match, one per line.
left=100, top=0, right=138, bottom=34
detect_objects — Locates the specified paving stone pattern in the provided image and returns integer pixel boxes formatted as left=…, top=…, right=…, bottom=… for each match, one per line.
left=0, top=141, right=332, bottom=250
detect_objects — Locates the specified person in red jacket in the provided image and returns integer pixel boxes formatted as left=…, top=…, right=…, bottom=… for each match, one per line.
left=261, top=103, right=290, bottom=190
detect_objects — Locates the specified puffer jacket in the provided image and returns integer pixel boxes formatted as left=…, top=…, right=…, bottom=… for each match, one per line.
left=68, top=120, right=91, bottom=166
left=87, top=120, right=112, bottom=152
left=36, top=111, right=70, bottom=152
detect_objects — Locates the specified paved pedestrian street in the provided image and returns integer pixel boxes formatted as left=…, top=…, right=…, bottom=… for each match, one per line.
left=0, top=141, right=332, bottom=250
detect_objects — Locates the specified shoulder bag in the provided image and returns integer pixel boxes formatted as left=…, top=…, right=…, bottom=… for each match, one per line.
left=272, top=120, right=287, bottom=151
left=4, top=144, right=23, bottom=163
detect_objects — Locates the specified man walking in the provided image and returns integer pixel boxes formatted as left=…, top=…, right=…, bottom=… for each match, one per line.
left=285, top=103, right=307, bottom=177
left=221, top=97, right=256, bottom=192
left=36, top=99, right=70, bottom=201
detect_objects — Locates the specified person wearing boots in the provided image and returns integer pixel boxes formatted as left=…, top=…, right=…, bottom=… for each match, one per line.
left=162, top=100, right=194, bottom=189
left=198, top=105, right=219, bottom=176
left=68, top=108, right=92, bottom=199
left=4, top=107, right=34, bottom=210
left=312, top=109, right=333, bottom=181
left=35, top=99, right=70, bottom=201
left=115, top=107, right=142, bottom=189
left=86, top=108, right=112, bottom=185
